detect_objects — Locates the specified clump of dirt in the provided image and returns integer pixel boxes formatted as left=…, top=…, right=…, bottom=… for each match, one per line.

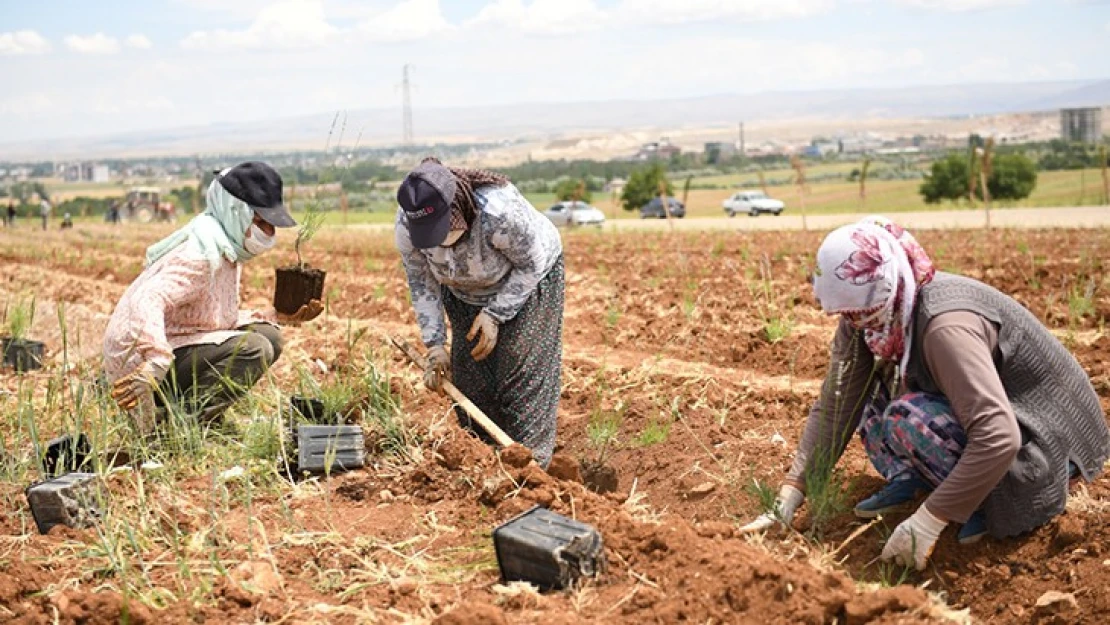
left=432, top=601, right=508, bottom=625
left=53, top=590, right=154, bottom=625
left=546, top=453, right=583, bottom=483
left=499, top=443, right=534, bottom=469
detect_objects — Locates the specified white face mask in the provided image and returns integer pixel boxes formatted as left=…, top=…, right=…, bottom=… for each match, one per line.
left=244, top=224, right=276, bottom=255
left=441, top=229, right=466, bottom=247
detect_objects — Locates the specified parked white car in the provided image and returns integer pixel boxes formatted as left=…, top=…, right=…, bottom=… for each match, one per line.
left=543, top=201, right=606, bottom=227
left=722, top=190, right=785, bottom=217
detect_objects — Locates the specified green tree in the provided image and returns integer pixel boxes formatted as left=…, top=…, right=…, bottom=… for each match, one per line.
left=554, top=178, right=592, bottom=202
left=620, top=163, right=672, bottom=212
left=987, top=153, right=1037, bottom=201
left=919, top=154, right=971, bottom=204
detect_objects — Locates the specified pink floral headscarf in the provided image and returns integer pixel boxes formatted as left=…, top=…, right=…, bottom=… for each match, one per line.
left=813, top=216, right=935, bottom=379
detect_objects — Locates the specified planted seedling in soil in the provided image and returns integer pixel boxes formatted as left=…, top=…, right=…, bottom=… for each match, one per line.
left=274, top=202, right=327, bottom=315
left=580, top=399, right=623, bottom=494
left=2, top=296, right=44, bottom=372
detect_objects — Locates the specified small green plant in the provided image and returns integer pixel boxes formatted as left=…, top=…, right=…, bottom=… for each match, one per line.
left=635, top=416, right=670, bottom=446
left=1068, top=280, right=1096, bottom=320
left=294, top=202, right=326, bottom=269
left=605, top=301, right=621, bottom=329
left=4, top=296, right=37, bottom=341
left=745, top=477, right=778, bottom=516
left=763, top=316, right=793, bottom=343
left=586, top=403, right=623, bottom=466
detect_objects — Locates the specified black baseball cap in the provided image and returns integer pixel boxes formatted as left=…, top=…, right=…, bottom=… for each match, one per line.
left=397, top=161, right=456, bottom=249
left=217, top=161, right=296, bottom=228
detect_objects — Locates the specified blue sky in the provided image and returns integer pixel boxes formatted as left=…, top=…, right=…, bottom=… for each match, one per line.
left=1, top=0, right=1107, bottom=143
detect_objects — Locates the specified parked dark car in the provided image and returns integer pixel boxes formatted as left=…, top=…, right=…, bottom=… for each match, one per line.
left=639, top=197, right=686, bottom=219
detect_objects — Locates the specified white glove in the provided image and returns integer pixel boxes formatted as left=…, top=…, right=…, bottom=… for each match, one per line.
left=881, top=504, right=947, bottom=571
left=423, top=345, right=451, bottom=394
left=739, top=485, right=804, bottom=533
left=467, top=312, right=499, bottom=362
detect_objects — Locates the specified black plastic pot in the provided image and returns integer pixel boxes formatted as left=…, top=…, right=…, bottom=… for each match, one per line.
left=493, top=506, right=605, bottom=590
left=2, top=337, right=44, bottom=372
left=274, top=265, right=326, bottom=315
left=290, top=396, right=327, bottom=423
left=43, top=433, right=91, bottom=478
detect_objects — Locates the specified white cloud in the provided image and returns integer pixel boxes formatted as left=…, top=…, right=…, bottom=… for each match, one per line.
left=617, top=0, right=835, bottom=25
left=125, top=34, right=154, bottom=49
left=0, top=92, right=57, bottom=116
left=357, top=0, right=452, bottom=42
left=0, top=30, right=51, bottom=56
left=959, top=56, right=1009, bottom=79
left=65, top=33, right=122, bottom=54
left=896, top=0, right=1025, bottom=11
left=466, top=0, right=607, bottom=35
left=182, top=0, right=338, bottom=49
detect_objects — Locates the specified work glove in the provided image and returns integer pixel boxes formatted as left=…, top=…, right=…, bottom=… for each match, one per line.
left=423, top=345, right=451, bottom=394
left=739, top=484, right=804, bottom=533
left=277, top=299, right=324, bottom=326
left=881, top=504, right=947, bottom=571
left=467, top=311, right=499, bottom=362
left=111, top=361, right=165, bottom=435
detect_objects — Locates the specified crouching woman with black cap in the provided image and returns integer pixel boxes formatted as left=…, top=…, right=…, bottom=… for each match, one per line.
left=103, top=162, right=323, bottom=433
left=395, top=158, right=564, bottom=467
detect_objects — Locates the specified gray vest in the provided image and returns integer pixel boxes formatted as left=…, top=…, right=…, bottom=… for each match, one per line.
left=905, top=273, right=1110, bottom=538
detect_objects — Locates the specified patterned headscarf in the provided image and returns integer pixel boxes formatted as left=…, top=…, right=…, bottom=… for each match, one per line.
left=145, top=173, right=257, bottom=270
left=421, top=157, right=510, bottom=228
left=813, top=216, right=935, bottom=379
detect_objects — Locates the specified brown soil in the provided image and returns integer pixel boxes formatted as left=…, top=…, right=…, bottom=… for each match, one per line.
left=1, top=225, right=1109, bottom=623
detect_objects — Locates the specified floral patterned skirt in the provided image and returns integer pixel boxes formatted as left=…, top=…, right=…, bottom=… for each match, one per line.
left=859, top=390, right=968, bottom=486
left=444, top=257, right=564, bottom=468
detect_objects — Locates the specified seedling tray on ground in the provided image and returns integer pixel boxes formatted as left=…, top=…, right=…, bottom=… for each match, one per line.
left=493, top=506, right=605, bottom=590
left=295, top=425, right=364, bottom=474
left=25, top=472, right=101, bottom=534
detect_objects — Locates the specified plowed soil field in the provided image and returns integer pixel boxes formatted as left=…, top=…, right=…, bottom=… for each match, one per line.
left=1, top=223, right=1108, bottom=624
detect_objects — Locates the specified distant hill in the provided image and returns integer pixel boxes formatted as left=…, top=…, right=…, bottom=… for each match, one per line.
left=3, top=79, right=1107, bottom=159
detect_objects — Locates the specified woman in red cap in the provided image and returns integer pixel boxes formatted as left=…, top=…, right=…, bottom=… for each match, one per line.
left=395, top=158, right=564, bottom=467
left=104, top=162, right=322, bottom=434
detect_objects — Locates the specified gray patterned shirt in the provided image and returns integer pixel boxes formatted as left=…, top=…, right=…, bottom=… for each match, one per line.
left=395, top=183, right=563, bottom=347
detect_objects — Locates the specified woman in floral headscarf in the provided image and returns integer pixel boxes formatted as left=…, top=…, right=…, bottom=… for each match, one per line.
left=741, top=216, right=1109, bottom=572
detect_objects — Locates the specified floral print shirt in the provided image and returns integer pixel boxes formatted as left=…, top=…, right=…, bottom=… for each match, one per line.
left=102, top=241, right=269, bottom=383
left=395, top=184, right=563, bottom=347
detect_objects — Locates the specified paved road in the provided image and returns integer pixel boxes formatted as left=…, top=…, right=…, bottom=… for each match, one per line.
left=603, top=206, right=1110, bottom=232
left=349, top=206, right=1109, bottom=233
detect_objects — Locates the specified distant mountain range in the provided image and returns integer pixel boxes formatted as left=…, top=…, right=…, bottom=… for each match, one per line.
left=5, top=79, right=1108, bottom=160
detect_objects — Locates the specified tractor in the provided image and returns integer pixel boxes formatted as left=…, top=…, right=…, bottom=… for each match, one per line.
left=115, top=187, right=176, bottom=223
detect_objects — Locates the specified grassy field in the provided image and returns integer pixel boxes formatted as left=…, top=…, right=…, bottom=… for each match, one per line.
left=43, top=167, right=1108, bottom=226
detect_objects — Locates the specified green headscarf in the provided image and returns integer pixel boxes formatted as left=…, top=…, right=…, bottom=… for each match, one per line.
left=145, top=175, right=257, bottom=269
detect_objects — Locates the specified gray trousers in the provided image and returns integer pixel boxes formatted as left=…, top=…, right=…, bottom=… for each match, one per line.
left=160, top=323, right=283, bottom=422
